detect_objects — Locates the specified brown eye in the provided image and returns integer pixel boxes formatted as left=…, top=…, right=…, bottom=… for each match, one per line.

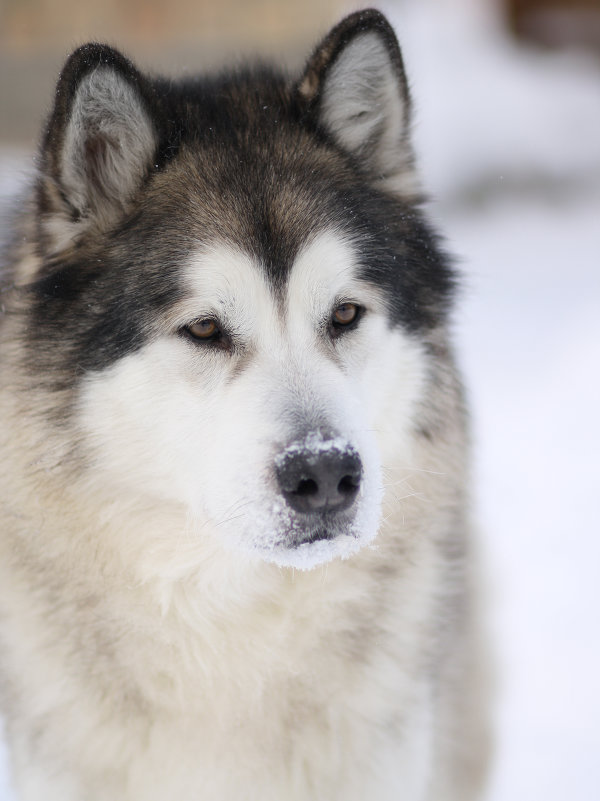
left=186, top=318, right=220, bottom=341
left=331, top=302, right=360, bottom=329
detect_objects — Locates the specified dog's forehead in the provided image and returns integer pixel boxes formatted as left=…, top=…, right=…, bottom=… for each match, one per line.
left=180, top=229, right=362, bottom=325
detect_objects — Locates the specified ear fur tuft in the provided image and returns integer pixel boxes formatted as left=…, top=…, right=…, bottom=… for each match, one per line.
left=298, top=9, right=418, bottom=196
left=38, top=43, right=159, bottom=251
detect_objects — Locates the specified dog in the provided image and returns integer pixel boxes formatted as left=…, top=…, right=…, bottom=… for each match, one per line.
left=0, top=9, right=489, bottom=800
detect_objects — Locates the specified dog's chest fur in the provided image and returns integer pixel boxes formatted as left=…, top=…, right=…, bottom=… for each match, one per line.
left=1, top=499, right=442, bottom=801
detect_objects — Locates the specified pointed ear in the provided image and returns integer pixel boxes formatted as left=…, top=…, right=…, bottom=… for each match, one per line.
left=297, top=9, right=417, bottom=196
left=38, top=43, right=159, bottom=251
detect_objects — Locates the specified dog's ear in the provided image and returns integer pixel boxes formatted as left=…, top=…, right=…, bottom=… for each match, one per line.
left=298, top=9, right=417, bottom=196
left=38, top=44, right=159, bottom=251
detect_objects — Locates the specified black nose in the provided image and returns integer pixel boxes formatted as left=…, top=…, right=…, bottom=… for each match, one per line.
left=275, top=439, right=362, bottom=515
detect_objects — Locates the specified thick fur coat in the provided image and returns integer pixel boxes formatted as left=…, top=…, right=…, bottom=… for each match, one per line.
left=0, top=10, right=489, bottom=800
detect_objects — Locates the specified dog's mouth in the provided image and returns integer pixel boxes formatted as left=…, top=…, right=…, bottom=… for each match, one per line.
left=264, top=524, right=366, bottom=570
left=292, top=527, right=344, bottom=547
left=255, top=505, right=368, bottom=570
left=226, top=486, right=379, bottom=570
left=284, top=512, right=358, bottom=549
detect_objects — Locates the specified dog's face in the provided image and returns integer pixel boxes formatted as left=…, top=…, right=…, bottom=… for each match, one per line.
left=23, top=11, right=453, bottom=568
left=77, top=229, right=427, bottom=568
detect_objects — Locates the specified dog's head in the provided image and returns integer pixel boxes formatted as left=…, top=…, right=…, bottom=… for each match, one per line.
left=23, top=11, right=454, bottom=569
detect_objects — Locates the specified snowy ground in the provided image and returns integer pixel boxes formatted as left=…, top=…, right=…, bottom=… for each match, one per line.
left=1, top=2, right=599, bottom=798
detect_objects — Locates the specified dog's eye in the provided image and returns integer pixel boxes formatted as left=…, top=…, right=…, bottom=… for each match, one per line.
left=330, top=303, right=362, bottom=333
left=184, top=318, right=222, bottom=342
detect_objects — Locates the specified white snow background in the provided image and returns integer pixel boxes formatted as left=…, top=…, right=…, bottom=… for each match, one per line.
left=1, top=0, right=599, bottom=797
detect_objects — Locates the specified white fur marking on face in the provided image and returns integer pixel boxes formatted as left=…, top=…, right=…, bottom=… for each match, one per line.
left=78, top=234, right=427, bottom=571
left=174, top=244, right=280, bottom=345
left=286, top=230, right=360, bottom=326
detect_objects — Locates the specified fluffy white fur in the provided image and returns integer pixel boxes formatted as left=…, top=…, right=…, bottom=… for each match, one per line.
left=0, top=227, right=487, bottom=800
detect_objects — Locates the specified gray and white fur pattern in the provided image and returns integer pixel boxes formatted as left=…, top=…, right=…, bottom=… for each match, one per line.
left=0, top=9, right=490, bottom=800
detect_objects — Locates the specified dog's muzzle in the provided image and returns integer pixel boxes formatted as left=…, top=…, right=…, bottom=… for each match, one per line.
left=275, top=435, right=362, bottom=526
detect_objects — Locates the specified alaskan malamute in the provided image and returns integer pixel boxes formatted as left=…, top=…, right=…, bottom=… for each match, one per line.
left=0, top=9, right=489, bottom=800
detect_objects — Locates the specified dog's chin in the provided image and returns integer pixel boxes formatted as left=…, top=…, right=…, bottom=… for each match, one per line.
left=264, top=535, right=364, bottom=570
left=257, top=518, right=379, bottom=570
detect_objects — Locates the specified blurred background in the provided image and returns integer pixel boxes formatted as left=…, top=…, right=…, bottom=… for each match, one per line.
left=1, top=0, right=599, bottom=146
left=1, top=0, right=599, bottom=799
